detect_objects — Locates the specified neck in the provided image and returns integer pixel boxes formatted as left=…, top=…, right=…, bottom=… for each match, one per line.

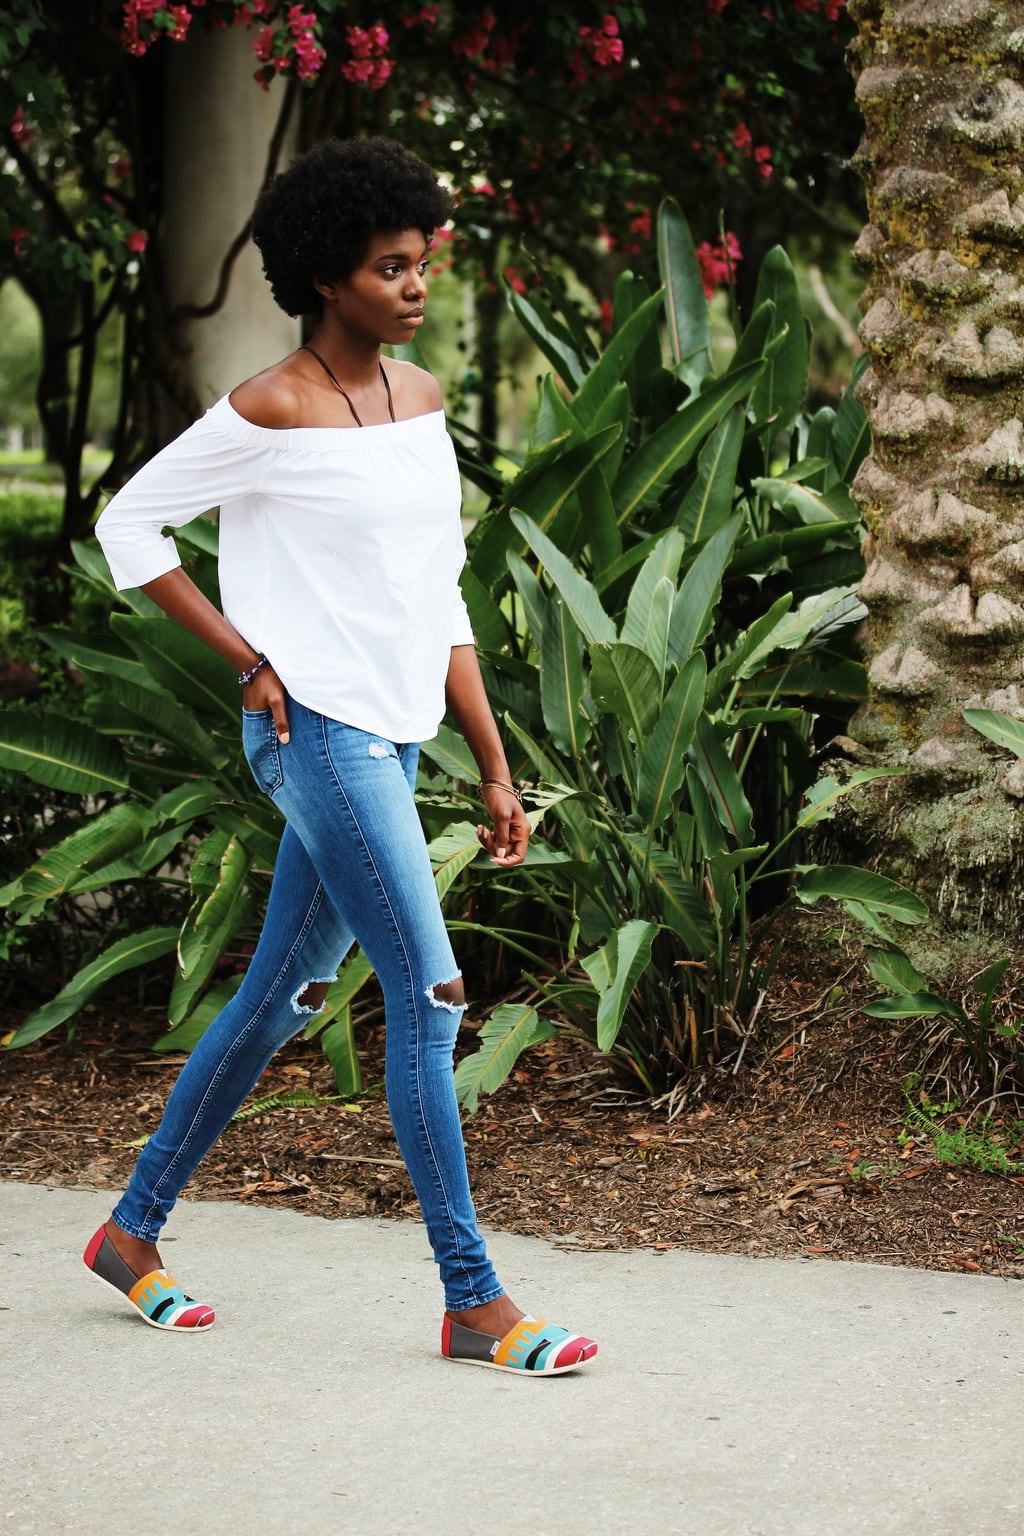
left=305, top=324, right=382, bottom=384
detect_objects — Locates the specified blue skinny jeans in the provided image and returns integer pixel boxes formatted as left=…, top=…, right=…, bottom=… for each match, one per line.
left=112, top=698, right=504, bottom=1312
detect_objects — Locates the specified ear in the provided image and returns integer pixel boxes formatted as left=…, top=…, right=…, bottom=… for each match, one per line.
left=312, top=277, right=337, bottom=302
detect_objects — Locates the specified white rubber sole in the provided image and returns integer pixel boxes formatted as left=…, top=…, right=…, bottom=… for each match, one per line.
left=441, top=1351, right=596, bottom=1376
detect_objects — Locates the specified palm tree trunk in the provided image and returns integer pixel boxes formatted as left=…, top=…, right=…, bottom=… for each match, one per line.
left=844, top=0, right=1024, bottom=929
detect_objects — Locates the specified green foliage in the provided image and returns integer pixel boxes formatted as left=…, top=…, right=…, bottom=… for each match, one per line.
left=443, top=202, right=908, bottom=1103
left=900, top=1078, right=1024, bottom=1177
left=2, top=203, right=891, bottom=1111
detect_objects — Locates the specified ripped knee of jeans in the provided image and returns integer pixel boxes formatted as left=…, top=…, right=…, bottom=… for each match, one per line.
left=425, top=975, right=466, bottom=1014
left=291, top=977, right=334, bottom=1016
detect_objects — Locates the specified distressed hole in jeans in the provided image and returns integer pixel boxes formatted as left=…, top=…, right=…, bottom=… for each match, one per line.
left=425, top=975, right=465, bottom=1013
left=368, top=742, right=389, bottom=759
left=291, top=977, right=334, bottom=1016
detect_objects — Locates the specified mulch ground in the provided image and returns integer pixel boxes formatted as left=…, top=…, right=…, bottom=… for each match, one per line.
left=2, top=910, right=1022, bottom=1280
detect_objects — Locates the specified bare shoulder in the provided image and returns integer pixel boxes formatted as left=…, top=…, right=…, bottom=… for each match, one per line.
left=228, top=364, right=303, bottom=429
left=386, top=359, right=443, bottom=417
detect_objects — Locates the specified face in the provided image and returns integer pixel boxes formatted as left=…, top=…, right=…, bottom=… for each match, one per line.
left=320, top=228, right=431, bottom=346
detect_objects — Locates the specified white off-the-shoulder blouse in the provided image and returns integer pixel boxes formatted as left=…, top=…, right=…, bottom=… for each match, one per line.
left=95, top=395, right=475, bottom=743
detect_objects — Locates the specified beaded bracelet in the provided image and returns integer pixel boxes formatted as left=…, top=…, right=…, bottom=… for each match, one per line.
left=237, top=653, right=269, bottom=687
left=478, top=778, right=524, bottom=806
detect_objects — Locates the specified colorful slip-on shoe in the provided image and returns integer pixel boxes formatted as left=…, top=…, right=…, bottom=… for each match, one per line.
left=83, top=1227, right=215, bottom=1332
left=441, top=1313, right=597, bottom=1375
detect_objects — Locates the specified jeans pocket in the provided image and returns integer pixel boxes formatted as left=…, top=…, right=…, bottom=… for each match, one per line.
left=242, top=710, right=284, bottom=798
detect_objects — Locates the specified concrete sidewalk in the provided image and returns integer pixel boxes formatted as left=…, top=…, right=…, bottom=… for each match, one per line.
left=1, top=1182, right=1020, bottom=1536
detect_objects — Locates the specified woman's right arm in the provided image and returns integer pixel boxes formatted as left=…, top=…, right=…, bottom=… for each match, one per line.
left=95, top=390, right=294, bottom=743
left=140, top=569, right=291, bottom=742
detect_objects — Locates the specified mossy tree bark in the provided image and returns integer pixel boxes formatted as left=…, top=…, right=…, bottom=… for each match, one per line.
left=845, top=0, right=1024, bottom=929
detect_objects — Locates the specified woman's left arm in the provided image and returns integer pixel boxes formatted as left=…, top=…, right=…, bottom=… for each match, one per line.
left=445, top=644, right=530, bottom=867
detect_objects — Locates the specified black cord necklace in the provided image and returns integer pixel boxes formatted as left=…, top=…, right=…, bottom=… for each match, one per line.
left=301, top=343, right=396, bottom=426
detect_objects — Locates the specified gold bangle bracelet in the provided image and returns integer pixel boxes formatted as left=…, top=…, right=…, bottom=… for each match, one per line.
left=478, top=779, right=523, bottom=806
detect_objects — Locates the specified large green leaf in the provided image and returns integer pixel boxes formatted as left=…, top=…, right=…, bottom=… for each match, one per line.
left=589, top=643, right=661, bottom=741
left=473, top=430, right=621, bottom=588
left=319, top=1005, right=363, bottom=1096
left=7, top=927, right=179, bottom=1047
left=753, top=475, right=859, bottom=527
left=573, top=289, right=664, bottom=425
left=0, top=710, right=131, bottom=795
left=657, top=198, right=712, bottom=388
left=171, top=833, right=254, bottom=1026
left=511, top=512, right=616, bottom=644
left=149, top=780, right=223, bottom=825
left=667, top=516, right=743, bottom=666
left=614, top=362, right=763, bottom=522
left=623, top=530, right=684, bottom=664
left=866, top=945, right=927, bottom=995
left=675, top=407, right=744, bottom=546
left=795, top=769, right=900, bottom=832
left=111, top=614, right=238, bottom=726
left=2, top=802, right=152, bottom=912
left=581, top=919, right=659, bottom=1051
left=863, top=993, right=963, bottom=1021
left=687, top=715, right=754, bottom=845
left=705, top=594, right=794, bottom=700
left=214, top=800, right=284, bottom=869
left=459, top=566, right=509, bottom=655
left=748, top=246, right=809, bottom=436
left=540, top=594, right=588, bottom=755
left=38, top=629, right=157, bottom=690
left=454, top=1003, right=556, bottom=1111
left=620, top=835, right=715, bottom=955
left=505, top=286, right=588, bottom=388
left=963, top=708, right=1024, bottom=759
left=831, top=352, right=871, bottom=482
left=152, top=972, right=246, bottom=1053
left=638, top=653, right=707, bottom=826
left=428, top=820, right=485, bottom=900
left=507, top=552, right=547, bottom=648
left=795, top=864, right=928, bottom=924
left=419, top=723, right=480, bottom=782
left=89, top=676, right=229, bottom=769
left=717, top=588, right=865, bottom=691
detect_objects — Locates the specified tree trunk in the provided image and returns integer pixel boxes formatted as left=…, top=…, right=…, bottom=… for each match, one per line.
left=843, top=0, right=1024, bottom=930
left=161, top=24, right=298, bottom=429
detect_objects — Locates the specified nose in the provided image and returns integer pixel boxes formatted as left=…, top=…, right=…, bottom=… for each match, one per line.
left=405, top=267, right=427, bottom=300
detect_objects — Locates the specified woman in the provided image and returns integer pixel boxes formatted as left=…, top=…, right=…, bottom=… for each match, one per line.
left=86, top=137, right=596, bottom=1377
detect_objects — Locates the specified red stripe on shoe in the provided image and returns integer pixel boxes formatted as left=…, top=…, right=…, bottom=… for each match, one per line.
left=83, top=1227, right=106, bottom=1269
left=176, top=1304, right=215, bottom=1328
left=554, top=1337, right=597, bottom=1370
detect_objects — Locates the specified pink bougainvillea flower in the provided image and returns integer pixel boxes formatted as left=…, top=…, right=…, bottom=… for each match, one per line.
left=695, top=232, right=742, bottom=298
left=10, top=226, right=28, bottom=256
left=10, top=105, right=34, bottom=146
left=125, top=229, right=148, bottom=253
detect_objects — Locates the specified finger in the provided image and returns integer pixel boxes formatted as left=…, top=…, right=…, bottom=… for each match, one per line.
left=506, top=814, right=530, bottom=862
left=490, top=807, right=512, bottom=862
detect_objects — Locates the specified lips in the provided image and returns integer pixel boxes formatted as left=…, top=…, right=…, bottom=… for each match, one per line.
left=398, top=310, right=425, bottom=321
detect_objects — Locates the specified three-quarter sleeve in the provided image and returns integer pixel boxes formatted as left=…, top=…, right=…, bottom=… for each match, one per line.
left=95, top=408, right=271, bottom=591
left=452, top=585, right=475, bottom=646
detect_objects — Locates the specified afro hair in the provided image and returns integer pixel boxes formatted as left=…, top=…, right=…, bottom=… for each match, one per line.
left=252, top=136, right=455, bottom=318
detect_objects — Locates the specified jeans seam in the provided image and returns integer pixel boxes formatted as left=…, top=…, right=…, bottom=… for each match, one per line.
left=318, top=715, right=482, bottom=1302
left=134, top=882, right=327, bottom=1238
